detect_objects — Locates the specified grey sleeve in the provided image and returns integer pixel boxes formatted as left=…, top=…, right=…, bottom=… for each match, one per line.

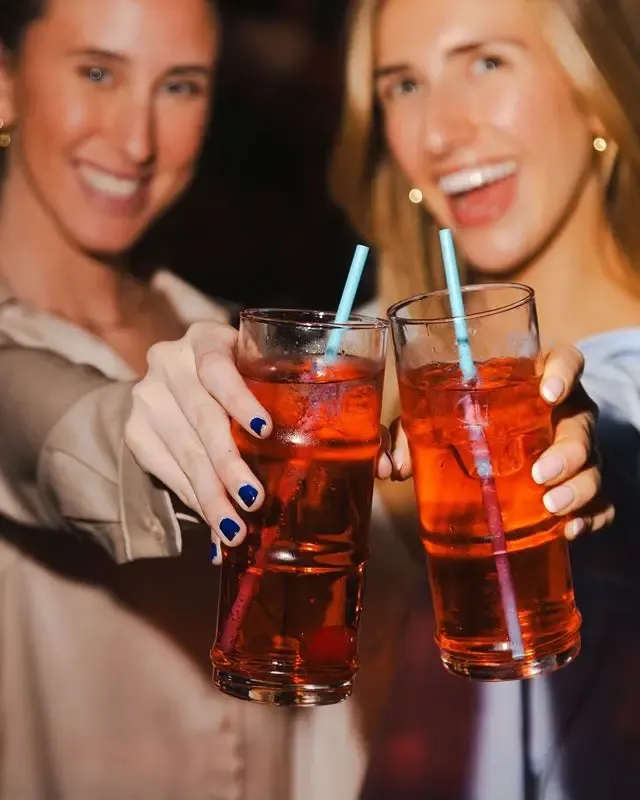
left=0, top=339, right=183, bottom=563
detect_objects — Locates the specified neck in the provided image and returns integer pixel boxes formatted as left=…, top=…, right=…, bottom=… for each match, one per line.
left=0, top=158, right=138, bottom=331
left=473, top=175, right=639, bottom=349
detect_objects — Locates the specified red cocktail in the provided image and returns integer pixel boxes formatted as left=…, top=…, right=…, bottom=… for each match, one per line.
left=211, top=310, right=387, bottom=704
left=390, top=285, right=580, bottom=680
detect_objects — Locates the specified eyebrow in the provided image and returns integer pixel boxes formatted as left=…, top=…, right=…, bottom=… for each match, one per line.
left=68, top=48, right=127, bottom=62
left=68, top=48, right=212, bottom=77
left=374, top=39, right=520, bottom=79
left=374, top=64, right=408, bottom=79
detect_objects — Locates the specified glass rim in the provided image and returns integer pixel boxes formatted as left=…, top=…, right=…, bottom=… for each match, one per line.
left=240, top=307, right=389, bottom=331
left=387, top=282, right=534, bottom=325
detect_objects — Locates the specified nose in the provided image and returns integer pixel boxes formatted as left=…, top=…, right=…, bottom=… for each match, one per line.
left=110, top=93, right=156, bottom=167
left=421, top=82, right=476, bottom=159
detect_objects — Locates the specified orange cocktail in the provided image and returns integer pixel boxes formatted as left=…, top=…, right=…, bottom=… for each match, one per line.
left=390, top=284, right=580, bottom=680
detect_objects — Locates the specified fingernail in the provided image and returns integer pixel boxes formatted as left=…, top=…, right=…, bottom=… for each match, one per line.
left=541, top=376, right=565, bottom=404
left=250, top=417, right=267, bottom=436
left=532, top=454, right=564, bottom=485
left=220, top=517, right=241, bottom=541
left=209, top=541, right=220, bottom=563
left=543, top=484, right=575, bottom=514
left=565, top=518, right=585, bottom=540
left=238, top=484, right=258, bottom=508
left=392, top=453, right=404, bottom=474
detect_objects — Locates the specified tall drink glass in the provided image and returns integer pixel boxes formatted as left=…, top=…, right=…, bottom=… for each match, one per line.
left=388, top=284, right=581, bottom=680
left=211, top=309, right=388, bottom=705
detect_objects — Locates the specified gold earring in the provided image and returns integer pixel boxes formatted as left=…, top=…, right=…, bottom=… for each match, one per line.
left=0, top=119, right=10, bottom=148
left=409, top=188, right=423, bottom=204
left=593, top=136, right=608, bottom=153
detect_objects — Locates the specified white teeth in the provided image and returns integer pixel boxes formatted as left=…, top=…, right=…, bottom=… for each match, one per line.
left=438, top=162, right=517, bottom=196
left=79, top=166, right=140, bottom=198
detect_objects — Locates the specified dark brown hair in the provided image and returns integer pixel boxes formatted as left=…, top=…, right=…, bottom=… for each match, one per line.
left=1, top=0, right=46, bottom=52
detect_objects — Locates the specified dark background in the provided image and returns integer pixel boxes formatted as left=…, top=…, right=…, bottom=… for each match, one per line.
left=138, top=0, right=376, bottom=311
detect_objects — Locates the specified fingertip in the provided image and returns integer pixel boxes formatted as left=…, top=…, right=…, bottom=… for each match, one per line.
left=564, top=517, right=586, bottom=541
left=531, top=462, right=544, bottom=486
left=249, top=416, right=268, bottom=437
left=237, top=482, right=262, bottom=511
left=249, top=413, right=272, bottom=439
left=377, top=451, right=393, bottom=480
left=397, top=468, right=412, bottom=482
left=543, top=483, right=576, bottom=514
left=540, top=375, right=566, bottom=405
left=391, top=448, right=404, bottom=473
left=391, top=447, right=414, bottom=480
left=531, top=452, right=564, bottom=486
left=218, top=516, right=246, bottom=547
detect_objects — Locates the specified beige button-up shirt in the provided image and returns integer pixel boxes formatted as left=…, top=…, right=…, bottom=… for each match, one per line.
left=0, top=272, right=294, bottom=800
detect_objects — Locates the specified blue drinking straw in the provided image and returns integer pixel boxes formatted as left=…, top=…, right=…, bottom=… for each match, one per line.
left=439, top=229, right=476, bottom=380
left=439, top=229, right=525, bottom=659
left=326, top=244, right=370, bottom=359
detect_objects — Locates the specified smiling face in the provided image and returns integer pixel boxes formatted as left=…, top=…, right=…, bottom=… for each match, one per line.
left=374, top=0, right=602, bottom=275
left=0, top=0, right=217, bottom=254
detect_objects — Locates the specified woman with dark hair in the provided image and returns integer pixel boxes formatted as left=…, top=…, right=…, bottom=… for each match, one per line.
left=0, top=1, right=295, bottom=797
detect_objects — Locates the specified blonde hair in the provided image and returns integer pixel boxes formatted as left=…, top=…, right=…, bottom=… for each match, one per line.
left=331, top=0, right=640, bottom=317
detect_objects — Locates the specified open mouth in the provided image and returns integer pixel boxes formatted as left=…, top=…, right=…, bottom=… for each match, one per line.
left=439, top=162, right=518, bottom=228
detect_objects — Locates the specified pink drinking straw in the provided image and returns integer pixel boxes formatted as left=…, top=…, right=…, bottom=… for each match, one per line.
left=218, top=462, right=306, bottom=652
left=218, top=245, right=372, bottom=653
left=439, top=229, right=525, bottom=659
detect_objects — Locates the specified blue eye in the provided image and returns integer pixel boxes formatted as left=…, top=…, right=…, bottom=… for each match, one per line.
left=399, top=79, right=418, bottom=94
left=472, top=56, right=504, bottom=75
left=79, top=66, right=113, bottom=85
left=387, top=78, right=420, bottom=100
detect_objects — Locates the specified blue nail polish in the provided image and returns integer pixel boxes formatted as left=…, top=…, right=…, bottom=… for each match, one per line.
left=220, top=517, right=241, bottom=541
left=209, top=542, right=219, bottom=563
left=238, top=484, right=258, bottom=508
left=250, top=417, right=267, bottom=436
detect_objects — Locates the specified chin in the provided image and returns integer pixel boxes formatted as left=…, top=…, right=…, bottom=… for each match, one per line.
left=454, top=228, right=536, bottom=278
left=68, top=222, right=147, bottom=258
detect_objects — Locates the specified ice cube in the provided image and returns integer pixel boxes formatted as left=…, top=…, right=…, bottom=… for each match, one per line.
left=450, top=435, right=525, bottom=480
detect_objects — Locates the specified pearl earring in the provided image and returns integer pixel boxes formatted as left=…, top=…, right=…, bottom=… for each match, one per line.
left=593, top=136, right=608, bottom=153
left=409, top=188, right=423, bottom=204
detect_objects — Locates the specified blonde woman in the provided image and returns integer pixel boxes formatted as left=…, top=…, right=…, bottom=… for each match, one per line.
left=331, top=0, right=640, bottom=796
left=0, top=0, right=613, bottom=798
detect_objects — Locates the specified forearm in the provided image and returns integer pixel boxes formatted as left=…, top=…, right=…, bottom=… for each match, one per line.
left=0, top=341, right=182, bottom=563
